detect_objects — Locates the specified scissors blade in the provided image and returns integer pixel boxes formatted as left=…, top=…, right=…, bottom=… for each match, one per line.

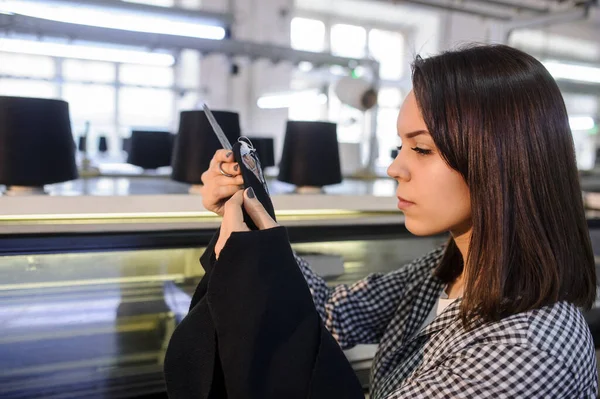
left=202, top=103, right=232, bottom=151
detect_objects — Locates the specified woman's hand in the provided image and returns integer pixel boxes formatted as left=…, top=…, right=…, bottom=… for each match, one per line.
left=200, top=150, right=245, bottom=216
left=215, top=187, right=279, bottom=259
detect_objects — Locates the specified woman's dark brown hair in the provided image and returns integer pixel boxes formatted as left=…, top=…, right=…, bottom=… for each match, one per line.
left=412, top=44, right=597, bottom=327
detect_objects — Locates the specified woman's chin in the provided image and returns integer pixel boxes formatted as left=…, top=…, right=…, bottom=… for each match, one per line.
left=405, top=217, right=446, bottom=237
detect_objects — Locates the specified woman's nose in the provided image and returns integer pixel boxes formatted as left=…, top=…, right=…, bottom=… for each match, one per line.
left=387, top=155, right=410, bottom=182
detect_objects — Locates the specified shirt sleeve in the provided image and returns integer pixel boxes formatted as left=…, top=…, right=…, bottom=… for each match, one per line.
left=293, top=247, right=445, bottom=349
left=386, top=342, right=591, bottom=398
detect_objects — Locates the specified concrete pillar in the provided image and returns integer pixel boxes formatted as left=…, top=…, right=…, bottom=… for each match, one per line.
left=198, top=0, right=232, bottom=113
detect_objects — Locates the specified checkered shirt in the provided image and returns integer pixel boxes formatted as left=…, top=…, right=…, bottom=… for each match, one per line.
left=295, top=246, right=598, bottom=398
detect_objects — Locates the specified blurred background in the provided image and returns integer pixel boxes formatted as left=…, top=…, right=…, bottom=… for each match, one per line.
left=0, top=0, right=598, bottom=185
left=0, top=1, right=600, bottom=398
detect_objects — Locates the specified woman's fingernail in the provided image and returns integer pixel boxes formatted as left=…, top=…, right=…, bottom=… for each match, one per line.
left=247, top=187, right=255, bottom=199
left=234, top=164, right=239, bottom=171
left=226, top=151, right=232, bottom=158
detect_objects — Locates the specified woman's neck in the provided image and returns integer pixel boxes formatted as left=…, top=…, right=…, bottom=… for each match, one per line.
left=446, top=225, right=472, bottom=299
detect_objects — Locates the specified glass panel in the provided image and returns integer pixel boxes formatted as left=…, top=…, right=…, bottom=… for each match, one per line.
left=0, top=52, right=55, bottom=78
left=331, top=24, right=367, bottom=58
left=63, top=60, right=115, bottom=83
left=119, top=87, right=174, bottom=128
left=120, top=64, right=174, bottom=88
left=0, top=79, right=57, bottom=98
left=369, top=29, right=404, bottom=80
left=291, top=18, right=326, bottom=52
left=0, top=234, right=443, bottom=398
left=0, top=246, right=203, bottom=399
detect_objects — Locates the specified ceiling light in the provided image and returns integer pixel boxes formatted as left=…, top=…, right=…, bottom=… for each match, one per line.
left=0, top=0, right=226, bottom=40
left=0, top=38, right=175, bottom=66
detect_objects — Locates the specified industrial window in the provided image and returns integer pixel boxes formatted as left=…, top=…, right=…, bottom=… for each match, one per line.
left=63, top=60, right=116, bottom=84
left=0, top=42, right=202, bottom=158
left=120, top=64, right=175, bottom=88
left=119, top=87, right=175, bottom=128
left=331, top=24, right=367, bottom=58
left=0, top=78, right=57, bottom=98
left=369, top=29, right=404, bottom=80
left=0, top=53, right=55, bottom=78
left=291, top=18, right=327, bottom=52
left=289, top=17, right=407, bottom=171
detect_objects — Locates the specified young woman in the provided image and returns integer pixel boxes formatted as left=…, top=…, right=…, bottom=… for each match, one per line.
left=186, top=44, right=598, bottom=398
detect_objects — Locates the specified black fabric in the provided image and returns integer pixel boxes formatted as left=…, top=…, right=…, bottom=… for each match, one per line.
left=164, top=227, right=364, bottom=399
left=232, top=140, right=276, bottom=231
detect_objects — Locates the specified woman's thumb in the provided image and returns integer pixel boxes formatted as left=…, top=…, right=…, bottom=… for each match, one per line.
left=243, top=187, right=278, bottom=230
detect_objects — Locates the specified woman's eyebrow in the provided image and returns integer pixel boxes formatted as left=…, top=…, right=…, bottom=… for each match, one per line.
left=400, top=130, right=430, bottom=139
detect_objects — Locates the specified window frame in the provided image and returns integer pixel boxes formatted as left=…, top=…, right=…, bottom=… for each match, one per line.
left=290, top=12, right=411, bottom=165
left=0, top=47, right=204, bottom=157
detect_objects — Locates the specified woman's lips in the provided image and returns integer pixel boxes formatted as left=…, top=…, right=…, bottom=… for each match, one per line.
left=397, top=196, right=415, bottom=210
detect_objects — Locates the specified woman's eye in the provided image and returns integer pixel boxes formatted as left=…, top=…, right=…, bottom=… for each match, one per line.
left=411, top=146, right=432, bottom=155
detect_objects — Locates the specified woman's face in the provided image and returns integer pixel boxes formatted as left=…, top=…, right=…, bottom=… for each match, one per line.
left=387, top=91, right=472, bottom=237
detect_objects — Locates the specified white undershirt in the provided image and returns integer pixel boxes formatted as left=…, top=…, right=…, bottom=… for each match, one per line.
left=418, top=286, right=459, bottom=332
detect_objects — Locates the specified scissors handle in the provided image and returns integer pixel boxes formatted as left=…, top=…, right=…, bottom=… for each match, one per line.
left=202, top=103, right=232, bottom=151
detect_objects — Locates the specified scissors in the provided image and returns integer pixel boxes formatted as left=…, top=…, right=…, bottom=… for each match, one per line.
left=202, top=103, right=276, bottom=228
left=203, top=103, right=232, bottom=151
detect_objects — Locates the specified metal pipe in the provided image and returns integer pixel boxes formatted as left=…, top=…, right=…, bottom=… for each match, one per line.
left=487, top=2, right=592, bottom=44
left=464, top=0, right=550, bottom=14
left=503, top=3, right=592, bottom=42
left=506, top=3, right=591, bottom=30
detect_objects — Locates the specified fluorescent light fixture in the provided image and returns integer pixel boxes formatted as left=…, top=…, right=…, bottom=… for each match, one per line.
left=543, top=61, right=600, bottom=84
left=257, top=90, right=328, bottom=109
left=569, top=116, right=595, bottom=131
left=0, top=0, right=226, bottom=40
left=0, top=37, right=175, bottom=66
